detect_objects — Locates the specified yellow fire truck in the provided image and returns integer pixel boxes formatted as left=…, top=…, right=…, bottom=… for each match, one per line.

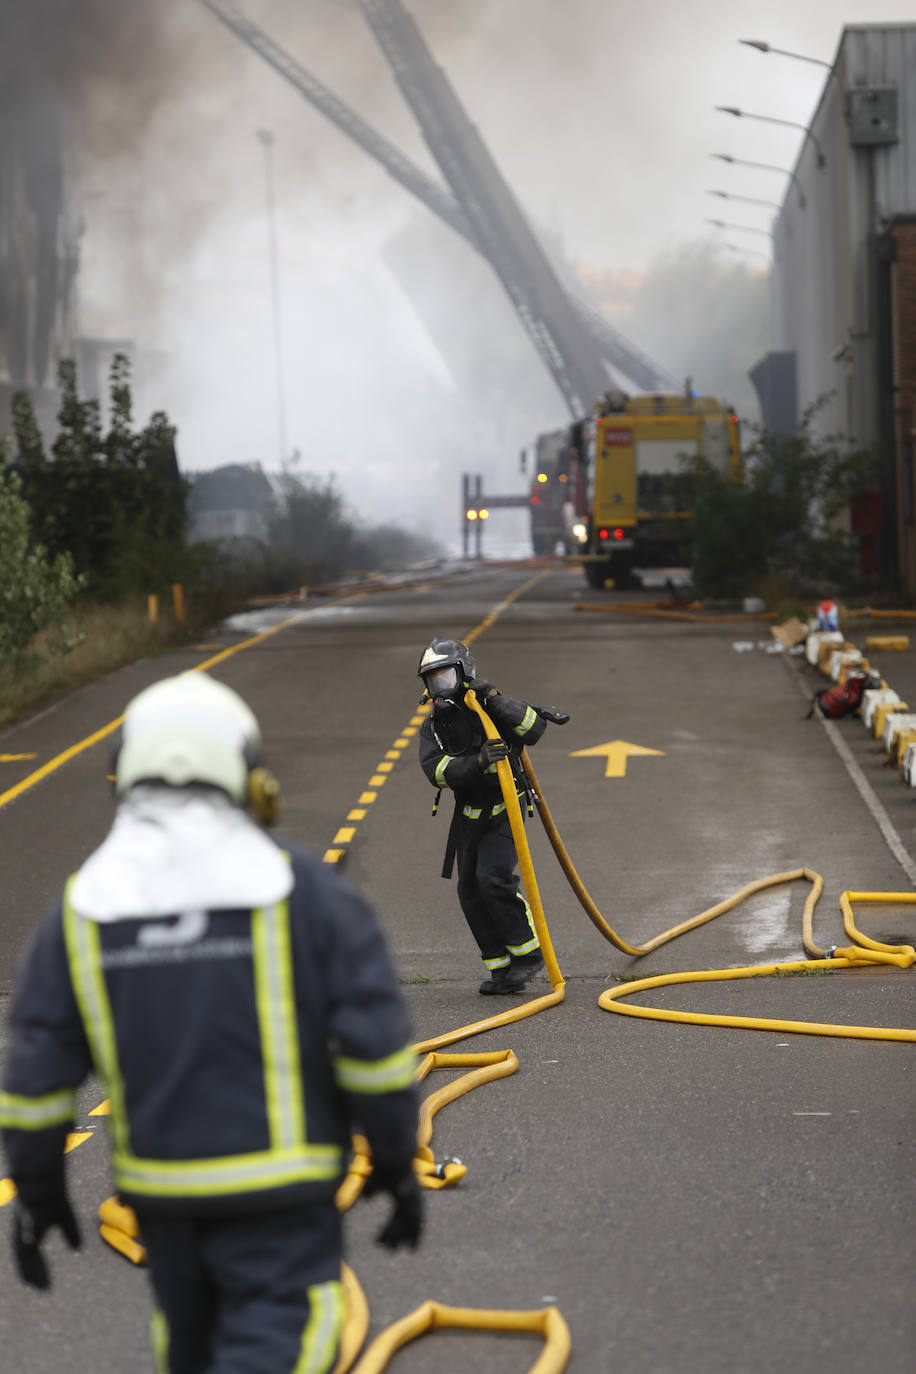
left=569, top=391, right=742, bottom=588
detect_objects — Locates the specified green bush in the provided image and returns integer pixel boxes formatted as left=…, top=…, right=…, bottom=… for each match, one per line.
left=685, top=402, right=883, bottom=602
left=0, top=445, right=83, bottom=663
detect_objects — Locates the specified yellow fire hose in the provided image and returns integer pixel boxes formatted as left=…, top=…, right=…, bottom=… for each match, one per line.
left=519, top=750, right=915, bottom=1040
left=348, top=1300, right=571, bottom=1374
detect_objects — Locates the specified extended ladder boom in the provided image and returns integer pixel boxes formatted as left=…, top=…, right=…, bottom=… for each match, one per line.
left=198, top=0, right=672, bottom=401
left=357, top=0, right=610, bottom=418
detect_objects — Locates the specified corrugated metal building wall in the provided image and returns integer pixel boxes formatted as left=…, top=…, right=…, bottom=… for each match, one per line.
left=761, top=23, right=916, bottom=588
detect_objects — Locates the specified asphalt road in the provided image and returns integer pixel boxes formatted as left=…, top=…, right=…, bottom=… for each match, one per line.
left=0, top=565, right=913, bottom=1373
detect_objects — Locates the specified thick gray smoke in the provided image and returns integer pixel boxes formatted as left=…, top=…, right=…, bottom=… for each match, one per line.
left=7, top=0, right=894, bottom=550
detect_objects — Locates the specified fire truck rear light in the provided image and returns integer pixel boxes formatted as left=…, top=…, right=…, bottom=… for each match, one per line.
left=598, top=528, right=609, bottom=540
left=613, top=527, right=625, bottom=540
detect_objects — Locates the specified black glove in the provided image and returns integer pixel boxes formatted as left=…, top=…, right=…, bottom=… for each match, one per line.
left=12, top=1190, right=82, bottom=1290
left=363, top=1164, right=424, bottom=1251
left=476, top=739, right=509, bottom=770
left=467, top=679, right=499, bottom=700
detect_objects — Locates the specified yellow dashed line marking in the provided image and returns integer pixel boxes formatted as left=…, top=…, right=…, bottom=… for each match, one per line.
left=0, top=753, right=37, bottom=762
left=333, top=827, right=356, bottom=844
left=323, top=848, right=345, bottom=864
left=0, top=1180, right=16, bottom=1207
left=377, top=762, right=394, bottom=773
left=394, top=737, right=410, bottom=747
left=65, top=1131, right=92, bottom=1153
left=90, top=1100, right=111, bottom=1116
left=359, top=792, right=377, bottom=804
left=347, top=809, right=367, bottom=821
left=385, top=750, right=401, bottom=760
left=369, top=775, right=387, bottom=787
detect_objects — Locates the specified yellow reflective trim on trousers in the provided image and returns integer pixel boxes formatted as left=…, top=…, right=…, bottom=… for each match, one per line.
left=484, top=955, right=511, bottom=970
left=112, top=1142, right=343, bottom=1198
left=62, top=882, right=130, bottom=1156
left=434, top=755, right=455, bottom=787
left=333, top=1044, right=417, bottom=1094
left=506, top=892, right=540, bottom=956
left=151, top=1308, right=169, bottom=1374
left=514, top=705, right=537, bottom=736
left=295, top=1280, right=345, bottom=1374
left=0, top=1087, right=76, bottom=1130
left=462, top=805, right=483, bottom=819
left=252, top=901, right=306, bottom=1150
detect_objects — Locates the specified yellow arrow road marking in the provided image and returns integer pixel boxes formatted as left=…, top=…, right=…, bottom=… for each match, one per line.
left=570, top=740, right=665, bottom=778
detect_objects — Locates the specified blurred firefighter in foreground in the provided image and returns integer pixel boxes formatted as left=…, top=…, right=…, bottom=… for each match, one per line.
left=417, top=638, right=547, bottom=995
left=0, top=671, right=422, bottom=1374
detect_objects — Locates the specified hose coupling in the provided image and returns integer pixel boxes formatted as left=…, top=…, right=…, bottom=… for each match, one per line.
left=434, top=1156, right=463, bottom=1178
left=826, top=945, right=838, bottom=960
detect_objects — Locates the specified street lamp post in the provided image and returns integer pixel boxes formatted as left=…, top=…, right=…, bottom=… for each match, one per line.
left=738, top=39, right=832, bottom=69
left=256, top=128, right=288, bottom=468
left=722, top=243, right=772, bottom=265
left=710, top=153, right=806, bottom=209
left=706, top=219, right=774, bottom=239
left=707, top=189, right=782, bottom=212
left=715, top=105, right=826, bottom=168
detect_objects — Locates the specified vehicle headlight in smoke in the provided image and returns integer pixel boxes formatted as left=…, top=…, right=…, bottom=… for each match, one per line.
left=571, top=522, right=588, bottom=543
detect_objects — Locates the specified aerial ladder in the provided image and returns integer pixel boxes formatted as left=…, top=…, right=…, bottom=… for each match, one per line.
left=197, top=0, right=672, bottom=410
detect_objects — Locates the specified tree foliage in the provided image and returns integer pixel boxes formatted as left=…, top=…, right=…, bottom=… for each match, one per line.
left=0, top=442, right=83, bottom=661
left=11, top=355, right=189, bottom=600
left=266, top=472, right=440, bottom=581
left=685, top=403, right=883, bottom=600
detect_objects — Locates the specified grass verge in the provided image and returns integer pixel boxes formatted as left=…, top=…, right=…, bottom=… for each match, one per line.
left=0, top=601, right=193, bottom=730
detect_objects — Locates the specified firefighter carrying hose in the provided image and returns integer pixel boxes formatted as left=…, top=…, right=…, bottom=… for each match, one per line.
left=417, top=638, right=547, bottom=995
left=0, top=671, right=422, bottom=1374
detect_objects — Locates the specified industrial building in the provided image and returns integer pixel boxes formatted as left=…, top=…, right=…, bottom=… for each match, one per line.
left=753, top=22, right=916, bottom=591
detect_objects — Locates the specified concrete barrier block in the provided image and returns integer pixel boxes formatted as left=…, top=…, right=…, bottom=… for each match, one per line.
left=829, top=650, right=865, bottom=681
left=864, top=635, right=910, bottom=652
left=874, top=700, right=910, bottom=740
left=810, top=630, right=845, bottom=668
left=863, top=688, right=899, bottom=728
left=882, top=711, right=916, bottom=754
left=903, top=742, right=916, bottom=786
left=893, top=726, right=916, bottom=768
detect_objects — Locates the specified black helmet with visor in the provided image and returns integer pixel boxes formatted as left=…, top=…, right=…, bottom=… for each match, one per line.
left=418, top=638, right=477, bottom=701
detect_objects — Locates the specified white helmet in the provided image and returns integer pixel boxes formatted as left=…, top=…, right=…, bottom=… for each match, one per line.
left=115, top=672, right=261, bottom=804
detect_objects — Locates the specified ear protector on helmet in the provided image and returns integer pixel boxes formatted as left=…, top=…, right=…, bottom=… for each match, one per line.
left=243, top=739, right=282, bottom=826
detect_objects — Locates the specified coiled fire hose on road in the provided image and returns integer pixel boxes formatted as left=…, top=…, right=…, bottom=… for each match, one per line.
left=517, top=745, right=915, bottom=1041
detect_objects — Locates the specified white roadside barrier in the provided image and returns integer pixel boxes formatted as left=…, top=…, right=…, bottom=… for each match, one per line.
left=862, top=687, right=900, bottom=730
left=806, top=629, right=845, bottom=667
left=881, top=710, right=916, bottom=756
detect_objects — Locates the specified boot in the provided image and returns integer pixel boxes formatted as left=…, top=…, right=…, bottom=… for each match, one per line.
left=478, top=967, right=514, bottom=995
left=502, top=956, right=545, bottom=993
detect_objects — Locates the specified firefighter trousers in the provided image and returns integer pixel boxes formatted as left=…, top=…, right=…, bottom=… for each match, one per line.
left=141, top=1200, right=343, bottom=1374
left=455, top=813, right=540, bottom=969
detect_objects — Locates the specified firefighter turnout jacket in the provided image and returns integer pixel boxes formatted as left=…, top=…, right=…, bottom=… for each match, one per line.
left=419, top=689, right=546, bottom=840
left=1, top=802, right=418, bottom=1218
